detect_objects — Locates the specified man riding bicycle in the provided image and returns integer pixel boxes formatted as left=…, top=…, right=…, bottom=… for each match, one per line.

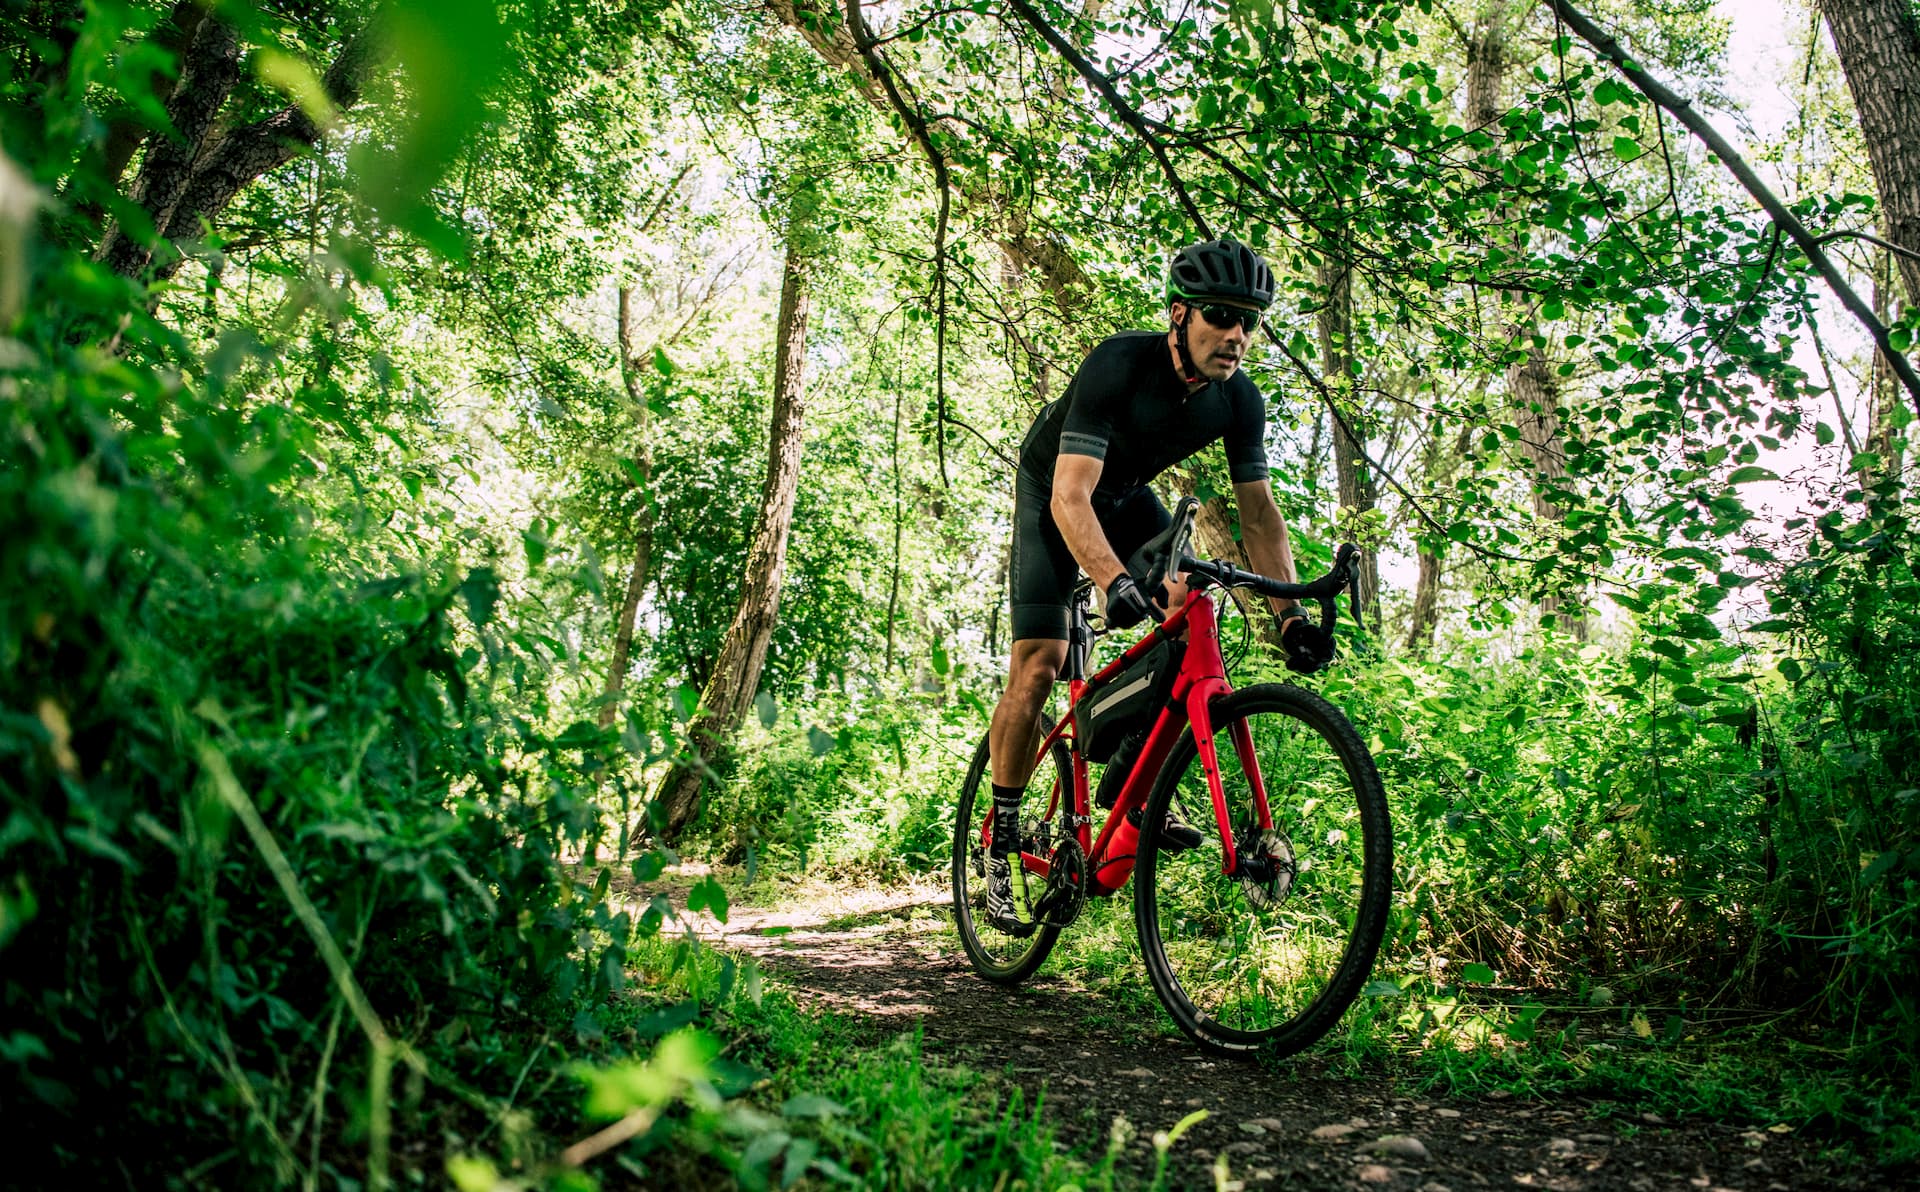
left=984, top=237, right=1337, bottom=936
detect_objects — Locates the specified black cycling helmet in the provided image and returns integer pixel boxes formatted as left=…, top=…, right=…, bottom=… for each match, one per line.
left=1166, top=238, right=1274, bottom=310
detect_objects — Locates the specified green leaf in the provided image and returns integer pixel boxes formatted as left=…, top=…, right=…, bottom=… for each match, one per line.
left=632, top=852, right=668, bottom=883
left=1860, top=848, right=1906, bottom=886
left=523, top=522, right=549, bottom=569
left=783, top=1138, right=819, bottom=1189
left=686, top=875, right=729, bottom=924
left=1612, top=135, right=1644, bottom=162
left=755, top=691, right=778, bottom=729
left=1725, top=466, right=1776, bottom=484
left=930, top=639, right=950, bottom=677
left=782, top=1094, right=847, bottom=1119
left=807, top=726, right=836, bottom=756
left=1460, top=962, right=1497, bottom=984
left=256, top=49, right=339, bottom=132
left=552, top=720, right=605, bottom=749
left=652, top=344, right=676, bottom=376
left=459, top=567, right=499, bottom=627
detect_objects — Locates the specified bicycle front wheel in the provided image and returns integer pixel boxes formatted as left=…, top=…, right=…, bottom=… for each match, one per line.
left=1134, top=683, right=1391, bottom=1056
left=951, top=719, right=1068, bottom=984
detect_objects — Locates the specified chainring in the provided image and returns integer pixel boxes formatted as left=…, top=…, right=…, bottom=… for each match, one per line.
left=1033, top=837, right=1088, bottom=929
left=1236, top=827, right=1298, bottom=912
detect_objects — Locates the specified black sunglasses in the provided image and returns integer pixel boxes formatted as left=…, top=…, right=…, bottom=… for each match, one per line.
left=1192, top=302, right=1261, bottom=333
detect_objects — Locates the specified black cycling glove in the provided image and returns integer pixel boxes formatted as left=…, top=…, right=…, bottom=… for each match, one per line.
left=1105, top=575, right=1157, bottom=630
left=1280, top=617, right=1336, bottom=675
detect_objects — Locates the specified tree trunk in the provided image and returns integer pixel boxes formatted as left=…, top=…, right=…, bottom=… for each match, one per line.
left=652, top=239, right=811, bottom=840
left=1866, top=240, right=1904, bottom=478
left=98, top=26, right=377, bottom=283
left=1819, top=0, right=1920, bottom=303
left=1468, top=4, right=1586, bottom=638
left=99, top=1, right=208, bottom=192
left=98, top=16, right=242, bottom=277
left=1318, top=247, right=1380, bottom=630
left=1405, top=545, right=1443, bottom=651
left=1507, top=331, right=1585, bottom=637
left=599, top=285, right=657, bottom=729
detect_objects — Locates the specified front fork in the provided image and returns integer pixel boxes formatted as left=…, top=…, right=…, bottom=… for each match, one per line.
left=1187, top=680, right=1276, bottom=877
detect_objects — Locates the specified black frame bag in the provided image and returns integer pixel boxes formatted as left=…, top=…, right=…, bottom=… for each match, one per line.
left=1075, top=637, right=1184, bottom=763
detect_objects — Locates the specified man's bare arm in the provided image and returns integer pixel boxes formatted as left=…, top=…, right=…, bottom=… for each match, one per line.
left=1052, top=454, right=1129, bottom=591
left=1234, top=479, right=1303, bottom=618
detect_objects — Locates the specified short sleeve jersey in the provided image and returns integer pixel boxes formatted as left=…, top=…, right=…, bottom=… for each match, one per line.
left=1018, top=331, right=1270, bottom=496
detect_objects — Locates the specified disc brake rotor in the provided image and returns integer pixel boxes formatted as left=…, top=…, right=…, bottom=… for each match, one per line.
left=1236, top=827, right=1298, bottom=912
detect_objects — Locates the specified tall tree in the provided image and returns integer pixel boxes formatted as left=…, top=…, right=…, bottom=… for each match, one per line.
left=1463, top=0, right=1584, bottom=636
left=598, top=285, right=658, bottom=729
left=1319, top=244, right=1381, bottom=628
left=652, top=216, right=813, bottom=839
left=1817, top=0, right=1920, bottom=304
left=94, top=15, right=378, bottom=282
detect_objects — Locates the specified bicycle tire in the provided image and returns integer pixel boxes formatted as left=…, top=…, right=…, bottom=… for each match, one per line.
left=1133, top=683, right=1391, bottom=1056
left=951, top=717, right=1069, bottom=984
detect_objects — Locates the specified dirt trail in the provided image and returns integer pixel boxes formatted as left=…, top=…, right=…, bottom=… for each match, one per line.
left=626, top=871, right=1863, bottom=1191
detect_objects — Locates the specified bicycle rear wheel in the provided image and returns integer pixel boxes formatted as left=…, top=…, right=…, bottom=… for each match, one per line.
left=1134, top=683, right=1391, bottom=1056
left=952, top=717, right=1068, bottom=984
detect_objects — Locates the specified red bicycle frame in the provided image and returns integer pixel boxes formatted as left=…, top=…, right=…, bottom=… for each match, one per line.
left=983, top=590, right=1278, bottom=895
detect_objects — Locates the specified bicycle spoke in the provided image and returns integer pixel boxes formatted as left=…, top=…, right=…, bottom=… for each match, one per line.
left=1136, top=684, right=1391, bottom=1055
left=952, top=720, right=1068, bottom=982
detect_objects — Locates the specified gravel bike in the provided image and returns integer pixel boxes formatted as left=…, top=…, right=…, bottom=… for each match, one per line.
left=951, top=498, right=1391, bottom=1057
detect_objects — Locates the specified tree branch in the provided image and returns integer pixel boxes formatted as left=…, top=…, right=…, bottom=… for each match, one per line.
left=1815, top=227, right=1920, bottom=266
left=1544, top=0, right=1920, bottom=419
left=845, top=0, right=957, bottom=485
left=1004, top=0, right=1526, bottom=565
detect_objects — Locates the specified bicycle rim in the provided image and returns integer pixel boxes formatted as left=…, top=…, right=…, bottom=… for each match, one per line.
left=1134, top=683, right=1392, bottom=1055
left=951, top=720, right=1067, bottom=983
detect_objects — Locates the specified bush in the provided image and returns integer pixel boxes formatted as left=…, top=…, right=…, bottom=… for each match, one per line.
left=0, top=286, right=634, bottom=1184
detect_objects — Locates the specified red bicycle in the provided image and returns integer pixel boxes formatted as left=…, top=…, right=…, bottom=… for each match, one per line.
left=951, top=499, right=1391, bottom=1057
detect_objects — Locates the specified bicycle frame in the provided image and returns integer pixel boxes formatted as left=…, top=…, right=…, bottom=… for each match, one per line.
left=988, top=588, right=1276, bottom=895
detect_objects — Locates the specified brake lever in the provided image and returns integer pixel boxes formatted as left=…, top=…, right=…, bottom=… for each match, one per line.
left=1329, top=542, right=1362, bottom=627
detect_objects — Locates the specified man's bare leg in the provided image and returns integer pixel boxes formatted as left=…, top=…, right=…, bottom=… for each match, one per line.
left=989, top=638, right=1068, bottom=789
left=982, top=637, right=1066, bottom=934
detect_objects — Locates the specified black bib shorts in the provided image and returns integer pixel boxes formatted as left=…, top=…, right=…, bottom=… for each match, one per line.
left=1009, top=473, right=1171, bottom=642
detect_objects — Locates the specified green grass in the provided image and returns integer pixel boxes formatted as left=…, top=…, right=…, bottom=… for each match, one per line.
left=571, top=930, right=1098, bottom=1190
left=1315, top=984, right=1920, bottom=1167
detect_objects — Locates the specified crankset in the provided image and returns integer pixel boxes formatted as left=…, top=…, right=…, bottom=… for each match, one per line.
left=1030, top=837, right=1087, bottom=929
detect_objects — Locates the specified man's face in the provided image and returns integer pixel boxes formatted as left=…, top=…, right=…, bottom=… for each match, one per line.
left=1172, top=299, right=1258, bottom=382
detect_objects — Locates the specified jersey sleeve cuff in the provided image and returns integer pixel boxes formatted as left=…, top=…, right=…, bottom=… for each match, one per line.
left=1059, top=431, right=1110, bottom=460
left=1228, top=461, right=1270, bottom=483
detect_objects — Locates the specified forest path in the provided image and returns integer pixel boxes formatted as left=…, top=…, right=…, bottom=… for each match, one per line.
left=623, top=870, right=1857, bottom=1192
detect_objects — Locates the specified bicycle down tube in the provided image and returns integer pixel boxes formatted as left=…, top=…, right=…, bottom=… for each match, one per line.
left=994, top=588, right=1253, bottom=892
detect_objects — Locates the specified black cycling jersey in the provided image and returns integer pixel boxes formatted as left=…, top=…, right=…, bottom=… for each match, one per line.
left=1007, top=330, right=1272, bottom=641
left=1017, top=331, right=1270, bottom=495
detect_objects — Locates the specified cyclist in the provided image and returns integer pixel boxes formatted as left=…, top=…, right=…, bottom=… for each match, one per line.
left=985, top=237, right=1337, bottom=936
